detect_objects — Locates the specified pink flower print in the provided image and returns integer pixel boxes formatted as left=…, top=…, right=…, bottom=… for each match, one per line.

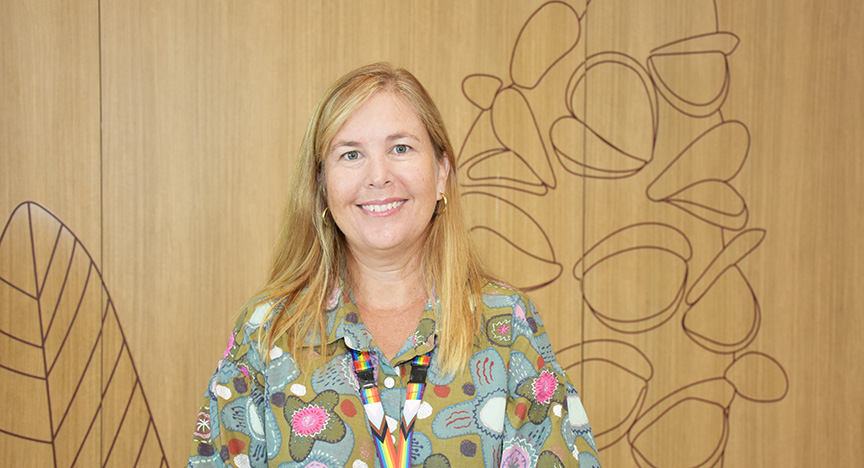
left=500, top=442, right=532, bottom=468
left=514, top=303, right=527, bottom=321
left=291, top=406, right=329, bottom=436
left=194, top=411, right=212, bottom=439
left=223, top=332, right=236, bottom=359
left=533, top=370, right=557, bottom=404
left=516, top=367, right=566, bottom=424
left=218, top=331, right=236, bottom=370
left=283, top=390, right=347, bottom=460
left=282, top=389, right=347, bottom=458
left=485, top=314, right=514, bottom=347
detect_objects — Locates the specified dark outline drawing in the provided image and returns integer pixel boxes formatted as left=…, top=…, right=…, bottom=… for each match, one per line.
left=464, top=191, right=563, bottom=291
left=456, top=1, right=788, bottom=466
left=0, top=201, right=169, bottom=467
left=573, top=223, right=692, bottom=334
left=554, top=51, right=659, bottom=179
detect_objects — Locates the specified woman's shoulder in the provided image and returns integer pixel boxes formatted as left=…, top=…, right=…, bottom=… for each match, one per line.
left=476, top=279, right=545, bottom=331
left=230, top=298, right=284, bottom=344
left=478, top=279, right=536, bottom=311
left=474, top=280, right=559, bottom=372
left=217, top=298, right=296, bottom=376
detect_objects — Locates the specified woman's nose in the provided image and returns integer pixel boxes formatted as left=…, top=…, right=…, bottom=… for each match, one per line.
left=366, top=154, right=392, bottom=187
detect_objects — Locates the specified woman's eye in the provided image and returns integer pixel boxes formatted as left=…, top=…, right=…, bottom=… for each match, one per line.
left=394, top=144, right=410, bottom=154
left=342, top=151, right=360, bottom=161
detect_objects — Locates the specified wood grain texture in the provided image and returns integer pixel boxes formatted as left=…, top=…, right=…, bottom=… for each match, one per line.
left=98, top=3, right=296, bottom=464
left=718, top=0, right=864, bottom=466
left=0, top=0, right=101, bottom=259
left=0, top=1, right=102, bottom=466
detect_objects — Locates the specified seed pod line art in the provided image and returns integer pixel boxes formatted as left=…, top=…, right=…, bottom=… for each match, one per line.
left=456, top=1, right=788, bottom=465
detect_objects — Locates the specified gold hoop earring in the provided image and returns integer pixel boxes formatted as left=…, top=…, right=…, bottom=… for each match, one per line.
left=321, top=207, right=330, bottom=224
left=437, top=193, right=447, bottom=215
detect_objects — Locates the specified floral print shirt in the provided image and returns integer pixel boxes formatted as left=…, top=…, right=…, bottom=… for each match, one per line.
left=188, top=282, right=601, bottom=467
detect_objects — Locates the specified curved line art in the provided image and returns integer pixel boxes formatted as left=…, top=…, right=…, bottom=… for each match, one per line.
left=557, top=340, right=653, bottom=450
left=687, top=229, right=766, bottom=305
left=464, top=191, right=560, bottom=263
left=724, top=352, right=789, bottom=403
left=0, top=201, right=169, bottom=467
left=648, top=32, right=741, bottom=118
left=574, top=223, right=692, bottom=334
left=683, top=267, right=762, bottom=354
left=648, top=120, right=752, bottom=230
left=650, top=51, right=731, bottom=115
left=458, top=110, right=552, bottom=196
left=455, top=0, right=788, bottom=465
left=490, top=87, right=558, bottom=188
left=465, top=148, right=548, bottom=190
left=628, top=380, right=733, bottom=468
left=463, top=191, right=563, bottom=291
left=509, top=1, right=582, bottom=90
left=462, top=74, right=503, bottom=110
left=557, top=51, right=659, bottom=178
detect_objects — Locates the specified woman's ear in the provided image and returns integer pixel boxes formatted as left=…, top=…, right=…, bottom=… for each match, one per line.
left=437, top=153, right=451, bottom=196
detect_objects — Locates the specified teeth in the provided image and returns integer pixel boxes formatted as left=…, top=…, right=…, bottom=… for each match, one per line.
left=362, top=200, right=405, bottom=212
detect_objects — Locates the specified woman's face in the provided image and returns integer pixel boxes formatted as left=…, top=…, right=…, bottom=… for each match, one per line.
left=324, top=91, right=449, bottom=261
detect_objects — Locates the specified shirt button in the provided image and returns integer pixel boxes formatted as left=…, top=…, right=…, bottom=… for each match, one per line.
left=384, top=377, right=396, bottom=388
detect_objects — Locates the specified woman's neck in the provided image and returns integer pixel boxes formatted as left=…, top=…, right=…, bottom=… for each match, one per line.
left=347, top=251, right=428, bottom=359
left=347, top=245, right=427, bottom=308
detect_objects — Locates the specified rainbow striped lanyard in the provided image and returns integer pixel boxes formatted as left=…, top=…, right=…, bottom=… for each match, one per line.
left=350, top=349, right=432, bottom=468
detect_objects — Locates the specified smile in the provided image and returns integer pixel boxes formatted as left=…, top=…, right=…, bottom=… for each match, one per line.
left=360, top=200, right=406, bottom=213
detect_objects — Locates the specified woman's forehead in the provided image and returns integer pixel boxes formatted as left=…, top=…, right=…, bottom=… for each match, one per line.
left=329, top=92, right=428, bottom=147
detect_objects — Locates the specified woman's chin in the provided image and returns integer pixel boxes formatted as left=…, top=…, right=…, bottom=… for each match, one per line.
left=347, top=231, right=427, bottom=259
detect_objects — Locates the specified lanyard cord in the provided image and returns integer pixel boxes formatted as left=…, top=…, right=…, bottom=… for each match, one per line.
left=350, top=349, right=432, bottom=468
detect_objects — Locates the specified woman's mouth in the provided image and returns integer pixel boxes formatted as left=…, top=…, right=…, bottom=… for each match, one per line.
left=360, top=200, right=406, bottom=213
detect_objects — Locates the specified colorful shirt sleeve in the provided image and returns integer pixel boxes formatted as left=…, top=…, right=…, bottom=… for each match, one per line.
left=502, top=294, right=602, bottom=467
left=188, top=309, right=271, bottom=468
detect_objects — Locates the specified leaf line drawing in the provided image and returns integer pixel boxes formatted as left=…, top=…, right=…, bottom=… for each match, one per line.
left=0, top=201, right=169, bottom=467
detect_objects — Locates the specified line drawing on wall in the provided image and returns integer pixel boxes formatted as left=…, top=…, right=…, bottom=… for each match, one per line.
left=0, top=201, right=168, bottom=467
left=457, top=1, right=789, bottom=466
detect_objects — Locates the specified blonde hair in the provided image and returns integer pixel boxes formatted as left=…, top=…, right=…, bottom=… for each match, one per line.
left=254, top=62, right=489, bottom=374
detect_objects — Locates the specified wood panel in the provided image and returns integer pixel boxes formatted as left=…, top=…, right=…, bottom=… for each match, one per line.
left=0, top=1, right=101, bottom=248
left=719, top=0, right=864, bottom=465
left=0, top=1, right=103, bottom=466
left=99, top=1, right=294, bottom=465
left=580, top=2, right=760, bottom=466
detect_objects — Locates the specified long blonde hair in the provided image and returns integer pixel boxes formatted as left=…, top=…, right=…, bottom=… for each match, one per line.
left=255, top=62, right=489, bottom=374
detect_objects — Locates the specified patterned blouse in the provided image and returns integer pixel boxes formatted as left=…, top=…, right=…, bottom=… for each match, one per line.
left=188, top=282, right=601, bottom=467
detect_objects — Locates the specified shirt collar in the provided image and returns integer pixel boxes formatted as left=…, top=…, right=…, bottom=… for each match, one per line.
left=305, top=284, right=440, bottom=365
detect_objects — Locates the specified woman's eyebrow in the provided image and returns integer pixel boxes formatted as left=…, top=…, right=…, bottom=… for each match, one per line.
left=330, top=133, right=420, bottom=151
left=386, top=133, right=420, bottom=143
left=330, top=139, right=361, bottom=150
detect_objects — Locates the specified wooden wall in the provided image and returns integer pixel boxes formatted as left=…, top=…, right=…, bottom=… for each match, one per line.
left=1, top=0, right=861, bottom=466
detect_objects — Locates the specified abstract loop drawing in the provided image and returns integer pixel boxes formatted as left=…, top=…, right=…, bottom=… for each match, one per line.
left=457, top=1, right=788, bottom=466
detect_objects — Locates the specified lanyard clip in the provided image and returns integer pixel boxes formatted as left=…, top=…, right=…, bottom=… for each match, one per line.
left=409, top=363, right=429, bottom=384
left=356, top=368, right=376, bottom=390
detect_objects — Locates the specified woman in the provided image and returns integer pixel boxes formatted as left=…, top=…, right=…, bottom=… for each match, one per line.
left=188, top=63, right=601, bottom=468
